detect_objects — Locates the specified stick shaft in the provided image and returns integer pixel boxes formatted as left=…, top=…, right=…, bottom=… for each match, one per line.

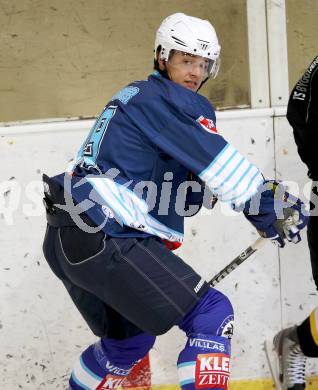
left=208, top=237, right=266, bottom=287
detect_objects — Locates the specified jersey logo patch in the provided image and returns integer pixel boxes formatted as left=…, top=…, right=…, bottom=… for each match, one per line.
left=217, top=315, right=234, bottom=339
left=195, top=353, right=230, bottom=389
left=197, top=116, right=218, bottom=134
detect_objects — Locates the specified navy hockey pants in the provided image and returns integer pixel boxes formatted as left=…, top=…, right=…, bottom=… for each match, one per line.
left=43, top=225, right=211, bottom=337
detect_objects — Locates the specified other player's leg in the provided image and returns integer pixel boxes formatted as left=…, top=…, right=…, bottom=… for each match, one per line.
left=266, top=326, right=306, bottom=390
left=265, top=307, right=318, bottom=390
left=307, top=183, right=318, bottom=290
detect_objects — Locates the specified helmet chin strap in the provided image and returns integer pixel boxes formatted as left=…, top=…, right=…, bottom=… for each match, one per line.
left=197, top=77, right=209, bottom=92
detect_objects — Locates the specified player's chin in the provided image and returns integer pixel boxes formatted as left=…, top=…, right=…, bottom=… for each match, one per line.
left=183, top=82, right=199, bottom=92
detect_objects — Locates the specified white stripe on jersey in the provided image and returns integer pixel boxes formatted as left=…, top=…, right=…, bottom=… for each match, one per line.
left=87, top=177, right=184, bottom=243
left=199, top=144, right=263, bottom=208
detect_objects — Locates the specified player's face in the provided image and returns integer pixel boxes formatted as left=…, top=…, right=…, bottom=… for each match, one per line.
left=159, top=51, right=209, bottom=92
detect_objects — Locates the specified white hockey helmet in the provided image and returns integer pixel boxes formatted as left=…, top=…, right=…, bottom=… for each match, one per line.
left=155, top=13, right=221, bottom=78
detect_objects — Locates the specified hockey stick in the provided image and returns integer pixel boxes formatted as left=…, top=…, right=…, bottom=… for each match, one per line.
left=208, top=236, right=267, bottom=287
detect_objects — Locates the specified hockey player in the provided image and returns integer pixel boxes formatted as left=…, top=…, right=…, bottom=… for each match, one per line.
left=266, top=56, right=318, bottom=390
left=42, top=13, right=308, bottom=390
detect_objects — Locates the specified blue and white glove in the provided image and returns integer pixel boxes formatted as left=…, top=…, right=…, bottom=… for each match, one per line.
left=243, top=181, right=309, bottom=247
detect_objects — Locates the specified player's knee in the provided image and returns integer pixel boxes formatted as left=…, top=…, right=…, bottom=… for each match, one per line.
left=179, top=288, right=234, bottom=338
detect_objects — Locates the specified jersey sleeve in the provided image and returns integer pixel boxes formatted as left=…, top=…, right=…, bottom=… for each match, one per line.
left=287, top=56, right=318, bottom=179
left=135, top=96, right=264, bottom=209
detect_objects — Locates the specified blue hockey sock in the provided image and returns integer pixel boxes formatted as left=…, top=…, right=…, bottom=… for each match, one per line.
left=177, top=333, right=231, bottom=390
left=179, top=288, right=234, bottom=338
left=177, top=288, right=234, bottom=389
left=69, top=333, right=155, bottom=389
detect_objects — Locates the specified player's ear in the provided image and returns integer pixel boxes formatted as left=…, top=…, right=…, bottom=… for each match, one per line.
left=154, top=45, right=166, bottom=71
left=158, top=57, right=166, bottom=71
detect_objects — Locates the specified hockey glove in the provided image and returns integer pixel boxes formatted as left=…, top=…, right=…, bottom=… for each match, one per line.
left=243, top=181, right=309, bottom=247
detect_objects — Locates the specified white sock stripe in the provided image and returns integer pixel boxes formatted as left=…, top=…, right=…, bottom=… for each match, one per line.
left=71, top=374, right=91, bottom=390
left=177, top=361, right=196, bottom=385
left=71, top=357, right=103, bottom=389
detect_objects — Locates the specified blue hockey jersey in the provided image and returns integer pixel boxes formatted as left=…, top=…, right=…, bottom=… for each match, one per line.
left=52, top=72, right=264, bottom=244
